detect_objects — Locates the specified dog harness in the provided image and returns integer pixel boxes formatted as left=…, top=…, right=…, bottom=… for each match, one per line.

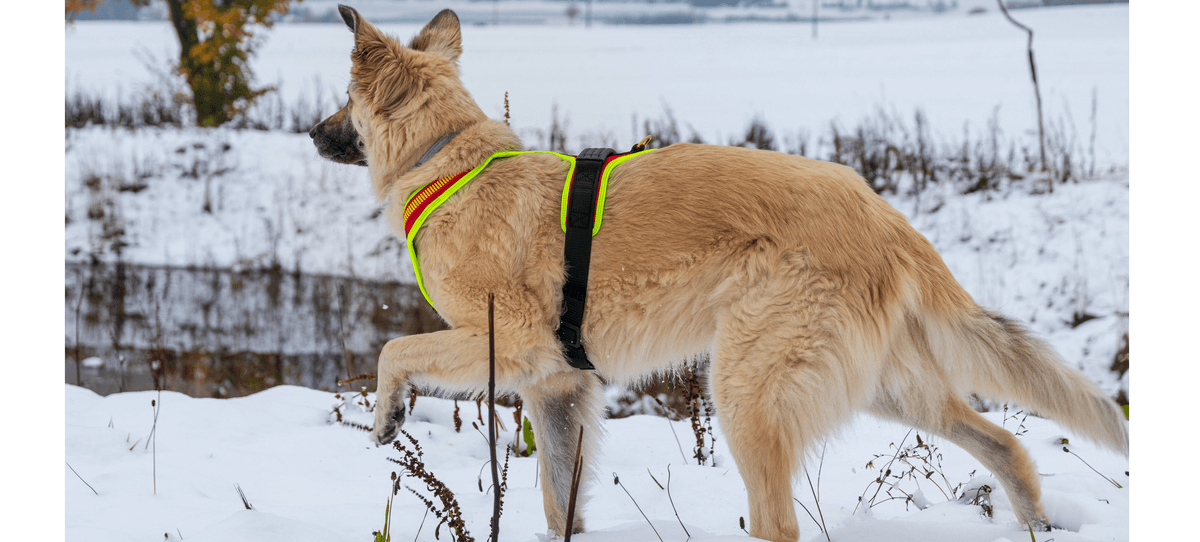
left=403, top=145, right=655, bottom=369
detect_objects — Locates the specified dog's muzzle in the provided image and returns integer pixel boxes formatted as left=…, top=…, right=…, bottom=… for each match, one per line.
left=310, top=119, right=368, bottom=167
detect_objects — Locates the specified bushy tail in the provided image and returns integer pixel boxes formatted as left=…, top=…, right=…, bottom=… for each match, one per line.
left=953, top=309, right=1128, bottom=456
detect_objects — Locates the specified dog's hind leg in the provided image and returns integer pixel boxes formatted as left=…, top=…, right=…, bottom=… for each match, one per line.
left=709, top=268, right=858, bottom=542
left=869, top=388, right=1047, bottom=528
left=518, top=369, right=606, bottom=536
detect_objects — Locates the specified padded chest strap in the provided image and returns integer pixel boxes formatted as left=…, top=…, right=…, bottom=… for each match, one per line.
left=556, top=147, right=614, bottom=370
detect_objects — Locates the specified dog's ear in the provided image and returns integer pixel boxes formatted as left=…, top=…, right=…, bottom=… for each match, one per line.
left=342, top=5, right=391, bottom=64
left=409, top=9, right=462, bottom=62
left=338, top=4, right=360, bottom=33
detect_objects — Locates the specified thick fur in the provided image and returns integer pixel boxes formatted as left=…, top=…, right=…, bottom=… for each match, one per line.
left=314, top=7, right=1129, bottom=542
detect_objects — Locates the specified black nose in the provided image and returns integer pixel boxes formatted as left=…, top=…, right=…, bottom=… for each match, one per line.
left=308, top=123, right=319, bottom=139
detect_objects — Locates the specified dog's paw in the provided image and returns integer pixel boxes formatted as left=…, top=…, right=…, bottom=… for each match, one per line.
left=371, top=404, right=405, bottom=446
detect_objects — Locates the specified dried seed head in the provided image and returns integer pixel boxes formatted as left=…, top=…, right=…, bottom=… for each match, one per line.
left=739, top=517, right=746, bottom=529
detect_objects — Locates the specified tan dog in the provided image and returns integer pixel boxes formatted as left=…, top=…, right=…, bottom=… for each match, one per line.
left=310, top=7, right=1129, bottom=541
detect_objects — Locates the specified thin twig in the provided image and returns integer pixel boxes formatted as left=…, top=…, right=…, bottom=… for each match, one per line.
left=665, top=417, right=688, bottom=463
left=413, top=508, right=430, bottom=542
left=66, top=461, right=98, bottom=495
left=74, top=269, right=85, bottom=387
left=149, top=395, right=160, bottom=494
left=647, top=469, right=664, bottom=490
left=564, top=426, right=586, bottom=542
left=804, top=443, right=830, bottom=541
left=997, top=0, right=1047, bottom=176
left=235, top=484, right=253, bottom=510
left=613, top=472, right=664, bottom=542
left=488, top=293, right=501, bottom=542
left=794, top=497, right=823, bottom=535
left=666, top=465, right=690, bottom=540
left=1063, top=446, right=1122, bottom=488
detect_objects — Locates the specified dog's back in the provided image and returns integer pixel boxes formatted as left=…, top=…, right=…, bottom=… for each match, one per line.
left=583, top=143, right=966, bottom=374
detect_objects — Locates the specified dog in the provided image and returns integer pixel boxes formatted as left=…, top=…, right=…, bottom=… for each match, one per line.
left=310, top=7, right=1129, bottom=541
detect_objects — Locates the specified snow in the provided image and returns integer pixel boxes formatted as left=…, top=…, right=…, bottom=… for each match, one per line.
left=65, top=5, right=1129, bottom=166
left=55, top=5, right=1138, bottom=541
left=64, top=384, right=1128, bottom=541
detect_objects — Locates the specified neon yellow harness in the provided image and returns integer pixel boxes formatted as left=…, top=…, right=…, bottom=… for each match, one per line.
left=402, top=148, right=655, bottom=310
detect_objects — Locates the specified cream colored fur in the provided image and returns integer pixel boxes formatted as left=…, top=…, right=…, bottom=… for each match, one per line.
left=319, top=7, right=1129, bottom=542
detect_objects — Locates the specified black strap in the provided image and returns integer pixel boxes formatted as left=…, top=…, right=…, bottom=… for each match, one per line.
left=556, top=147, right=615, bottom=370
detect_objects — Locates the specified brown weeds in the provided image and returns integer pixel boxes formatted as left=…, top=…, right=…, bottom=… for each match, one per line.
left=389, top=429, right=474, bottom=542
left=680, top=360, right=715, bottom=466
left=338, top=373, right=378, bottom=386
left=855, top=430, right=965, bottom=514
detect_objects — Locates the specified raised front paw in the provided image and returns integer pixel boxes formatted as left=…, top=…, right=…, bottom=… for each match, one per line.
left=371, top=402, right=405, bottom=445
left=371, top=382, right=408, bottom=446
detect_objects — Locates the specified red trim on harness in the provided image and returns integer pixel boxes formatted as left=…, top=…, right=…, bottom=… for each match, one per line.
left=403, top=170, right=469, bottom=236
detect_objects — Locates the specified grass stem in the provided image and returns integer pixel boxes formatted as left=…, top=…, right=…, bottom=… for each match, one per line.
left=66, top=461, right=98, bottom=495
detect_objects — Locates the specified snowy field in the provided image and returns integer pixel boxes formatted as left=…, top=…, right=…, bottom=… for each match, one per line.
left=65, top=384, right=1129, bottom=542
left=56, top=4, right=1140, bottom=541
left=64, top=4, right=1129, bottom=167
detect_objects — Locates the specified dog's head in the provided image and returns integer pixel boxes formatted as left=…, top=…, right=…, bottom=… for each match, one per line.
left=310, top=6, right=484, bottom=188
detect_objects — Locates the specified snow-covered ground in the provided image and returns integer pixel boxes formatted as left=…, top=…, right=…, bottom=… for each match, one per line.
left=65, top=384, right=1129, bottom=542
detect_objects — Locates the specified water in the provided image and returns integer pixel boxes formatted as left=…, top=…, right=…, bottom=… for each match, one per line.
left=64, top=261, right=444, bottom=397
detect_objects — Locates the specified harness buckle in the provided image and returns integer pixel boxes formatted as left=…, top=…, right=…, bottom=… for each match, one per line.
left=556, top=322, right=582, bottom=348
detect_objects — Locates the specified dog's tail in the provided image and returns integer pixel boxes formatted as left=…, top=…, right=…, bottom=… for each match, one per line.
left=946, top=309, right=1128, bottom=456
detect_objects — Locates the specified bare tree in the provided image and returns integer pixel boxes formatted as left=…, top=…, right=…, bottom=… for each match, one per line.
left=996, top=1, right=1048, bottom=189
left=67, top=0, right=295, bottom=127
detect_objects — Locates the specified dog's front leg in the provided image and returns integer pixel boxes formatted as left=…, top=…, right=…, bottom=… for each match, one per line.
left=370, top=326, right=562, bottom=446
left=519, top=370, right=606, bottom=536
left=370, top=357, right=410, bottom=446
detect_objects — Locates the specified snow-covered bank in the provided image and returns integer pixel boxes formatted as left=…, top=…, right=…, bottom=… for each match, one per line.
left=64, top=123, right=1129, bottom=399
left=65, top=384, right=1129, bottom=542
